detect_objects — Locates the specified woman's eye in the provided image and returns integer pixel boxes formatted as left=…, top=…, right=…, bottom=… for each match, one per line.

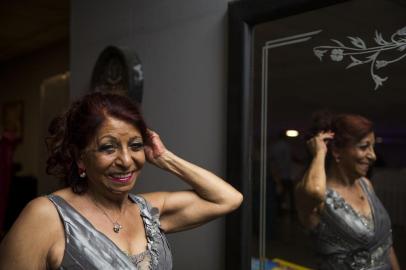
left=130, top=142, right=144, bottom=151
left=98, top=144, right=116, bottom=153
left=359, top=144, right=369, bottom=150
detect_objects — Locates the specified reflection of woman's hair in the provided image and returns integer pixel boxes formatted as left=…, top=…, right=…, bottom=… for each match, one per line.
left=307, top=110, right=374, bottom=148
left=46, top=92, right=149, bottom=194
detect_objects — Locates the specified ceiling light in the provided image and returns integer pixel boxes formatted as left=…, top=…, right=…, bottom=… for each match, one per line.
left=286, top=130, right=299, bottom=137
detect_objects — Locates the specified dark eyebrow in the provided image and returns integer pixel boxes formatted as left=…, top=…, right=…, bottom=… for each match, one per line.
left=129, top=136, right=143, bottom=141
left=97, top=135, right=118, bottom=142
left=95, top=135, right=143, bottom=145
left=358, top=140, right=373, bottom=146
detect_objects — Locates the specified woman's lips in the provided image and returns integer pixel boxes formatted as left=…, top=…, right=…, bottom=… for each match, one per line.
left=358, top=163, right=370, bottom=171
left=108, top=172, right=134, bottom=183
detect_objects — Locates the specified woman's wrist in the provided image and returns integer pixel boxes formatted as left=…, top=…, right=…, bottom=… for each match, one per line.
left=151, top=150, right=177, bottom=170
left=313, top=150, right=327, bottom=160
left=154, top=151, right=203, bottom=182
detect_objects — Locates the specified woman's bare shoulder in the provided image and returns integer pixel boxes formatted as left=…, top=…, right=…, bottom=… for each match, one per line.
left=7, top=188, right=71, bottom=239
left=14, top=196, right=61, bottom=230
left=0, top=195, right=64, bottom=269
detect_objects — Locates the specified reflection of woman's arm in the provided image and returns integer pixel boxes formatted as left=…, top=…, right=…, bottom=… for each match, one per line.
left=389, top=247, right=400, bottom=270
left=295, top=132, right=333, bottom=228
left=142, top=131, right=243, bottom=233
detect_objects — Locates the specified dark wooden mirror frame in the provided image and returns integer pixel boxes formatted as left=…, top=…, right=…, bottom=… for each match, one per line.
left=225, top=1, right=348, bottom=269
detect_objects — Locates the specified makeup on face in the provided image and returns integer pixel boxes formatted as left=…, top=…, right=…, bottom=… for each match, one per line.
left=81, top=116, right=146, bottom=190
left=95, top=136, right=144, bottom=155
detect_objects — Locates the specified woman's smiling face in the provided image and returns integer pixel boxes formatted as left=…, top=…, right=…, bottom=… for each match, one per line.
left=79, top=115, right=146, bottom=195
left=338, top=132, right=376, bottom=179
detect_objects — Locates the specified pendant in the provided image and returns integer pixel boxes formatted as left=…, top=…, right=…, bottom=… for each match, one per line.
left=113, top=222, right=123, bottom=233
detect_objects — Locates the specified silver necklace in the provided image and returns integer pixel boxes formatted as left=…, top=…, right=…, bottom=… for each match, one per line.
left=91, top=197, right=124, bottom=233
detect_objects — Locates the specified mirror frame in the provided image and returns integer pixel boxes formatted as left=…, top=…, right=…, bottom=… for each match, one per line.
left=225, top=1, right=348, bottom=269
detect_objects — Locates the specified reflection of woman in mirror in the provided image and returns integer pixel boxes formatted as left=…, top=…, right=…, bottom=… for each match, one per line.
left=0, top=92, right=243, bottom=269
left=296, top=112, right=400, bottom=270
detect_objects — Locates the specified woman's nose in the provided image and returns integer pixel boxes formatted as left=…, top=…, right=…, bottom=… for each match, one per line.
left=115, top=149, right=132, bottom=168
left=368, top=148, right=376, bottom=161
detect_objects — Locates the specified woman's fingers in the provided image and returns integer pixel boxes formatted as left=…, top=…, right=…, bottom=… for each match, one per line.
left=144, top=129, right=167, bottom=161
left=307, top=131, right=334, bottom=155
left=317, top=131, right=334, bottom=140
left=147, top=129, right=158, bottom=139
left=311, top=131, right=334, bottom=145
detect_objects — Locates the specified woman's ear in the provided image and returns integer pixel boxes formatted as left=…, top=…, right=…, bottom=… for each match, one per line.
left=331, top=146, right=341, bottom=163
left=77, top=159, right=85, bottom=170
left=73, top=147, right=85, bottom=168
left=75, top=151, right=87, bottom=178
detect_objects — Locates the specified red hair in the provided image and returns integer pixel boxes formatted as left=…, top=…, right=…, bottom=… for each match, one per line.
left=46, top=92, right=149, bottom=193
left=332, top=114, right=373, bottom=147
left=308, top=111, right=374, bottom=148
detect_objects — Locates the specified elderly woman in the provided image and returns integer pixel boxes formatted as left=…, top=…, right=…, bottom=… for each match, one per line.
left=0, top=92, right=243, bottom=269
left=296, top=112, right=400, bottom=270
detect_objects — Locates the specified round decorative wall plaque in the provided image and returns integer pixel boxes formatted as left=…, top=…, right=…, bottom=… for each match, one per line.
left=90, top=45, right=144, bottom=103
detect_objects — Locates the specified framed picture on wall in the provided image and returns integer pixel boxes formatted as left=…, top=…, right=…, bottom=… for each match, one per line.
left=1, top=101, right=24, bottom=139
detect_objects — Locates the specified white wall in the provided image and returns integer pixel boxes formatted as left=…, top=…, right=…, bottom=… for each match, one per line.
left=71, top=1, right=230, bottom=269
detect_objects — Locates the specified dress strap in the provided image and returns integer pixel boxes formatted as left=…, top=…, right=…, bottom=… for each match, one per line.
left=129, top=194, right=162, bottom=269
left=360, top=177, right=378, bottom=194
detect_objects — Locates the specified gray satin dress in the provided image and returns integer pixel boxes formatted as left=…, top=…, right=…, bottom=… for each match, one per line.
left=311, top=178, right=393, bottom=270
left=48, top=194, right=173, bottom=270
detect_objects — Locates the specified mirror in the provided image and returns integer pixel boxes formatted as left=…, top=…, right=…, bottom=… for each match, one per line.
left=227, top=0, right=406, bottom=269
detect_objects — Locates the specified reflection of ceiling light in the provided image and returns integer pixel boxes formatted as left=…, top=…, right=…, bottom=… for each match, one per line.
left=286, top=130, right=299, bottom=137
left=376, top=137, right=383, bottom=143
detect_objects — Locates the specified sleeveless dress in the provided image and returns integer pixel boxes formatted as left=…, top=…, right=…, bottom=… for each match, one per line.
left=311, top=178, right=393, bottom=270
left=47, top=194, right=173, bottom=270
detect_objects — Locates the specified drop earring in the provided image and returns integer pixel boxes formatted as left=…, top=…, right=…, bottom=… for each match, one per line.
left=79, top=168, right=86, bottom=178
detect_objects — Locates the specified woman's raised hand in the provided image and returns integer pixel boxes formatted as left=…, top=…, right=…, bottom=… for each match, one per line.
left=144, top=130, right=168, bottom=166
left=306, top=131, right=334, bottom=157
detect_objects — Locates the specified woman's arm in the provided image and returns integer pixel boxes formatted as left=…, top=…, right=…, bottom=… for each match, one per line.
left=389, top=247, right=400, bottom=270
left=0, top=197, right=62, bottom=269
left=142, top=131, right=243, bottom=233
left=295, top=131, right=333, bottom=229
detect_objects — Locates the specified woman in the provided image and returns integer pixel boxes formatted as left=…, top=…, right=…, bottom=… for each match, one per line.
left=0, top=92, right=243, bottom=269
left=295, top=112, right=400, bottom=270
